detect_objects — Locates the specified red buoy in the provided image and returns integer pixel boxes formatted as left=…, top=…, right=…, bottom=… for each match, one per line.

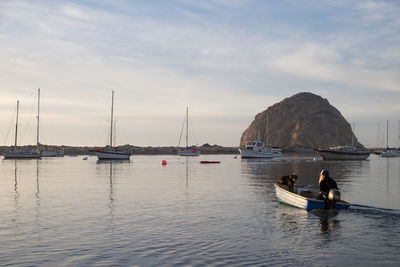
left=161, top=160, right=167, bottom=166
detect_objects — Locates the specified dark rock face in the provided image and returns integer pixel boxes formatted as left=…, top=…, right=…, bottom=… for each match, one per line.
left=240, top=92, right=361, bottom=149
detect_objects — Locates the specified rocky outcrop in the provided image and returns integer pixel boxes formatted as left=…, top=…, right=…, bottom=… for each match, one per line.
left=240, top=92, right=362, bottom=149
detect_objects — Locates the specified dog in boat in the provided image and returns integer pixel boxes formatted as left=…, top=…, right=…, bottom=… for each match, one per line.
left=278, top=174, right=298, bottom=193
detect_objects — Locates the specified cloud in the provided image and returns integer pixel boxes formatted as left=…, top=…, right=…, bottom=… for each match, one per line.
left=0, top=0, right=399, bottom=146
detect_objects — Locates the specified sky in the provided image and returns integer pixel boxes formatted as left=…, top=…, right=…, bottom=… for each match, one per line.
left=0, top=0, right=399, bottom=147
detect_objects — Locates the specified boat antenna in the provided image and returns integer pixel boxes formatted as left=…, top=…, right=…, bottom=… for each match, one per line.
left=15, top=100, right=19, bottom=147
left=36, top=88, right=40, bottom=150
left=110, top=90, right=114, bottom=148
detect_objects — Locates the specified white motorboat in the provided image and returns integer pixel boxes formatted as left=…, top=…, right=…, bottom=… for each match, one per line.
left=96, top=91, right=131, bottom=160
left=3, top=90, right=42, bottom=159
left=177, top=107, right=200, bottom=156
left=315, top=146, right=370, bottom=160
left=239, top=141, right=282, bottom=158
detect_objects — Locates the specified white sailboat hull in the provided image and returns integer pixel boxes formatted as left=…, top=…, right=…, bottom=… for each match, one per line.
left=97, top=151, right=130, bottom=160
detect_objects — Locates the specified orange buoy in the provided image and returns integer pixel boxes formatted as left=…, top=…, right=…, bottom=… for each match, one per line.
left=161, top=160, right=167, bottom=166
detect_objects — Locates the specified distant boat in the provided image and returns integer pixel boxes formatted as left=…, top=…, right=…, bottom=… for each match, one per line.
left=178, top=107, right=200, bottom=156
left=97, top=91, right=130, bottom=160
left=381, top=120, right=399, bottom=158
left=315, top=146, right=370, bottom=160
left=200, top=161, right=220, bottom=164
left=239, top=112, right=283, bottom=159
left=381, top=150, right=399, bottom=157
left=3, top=90, right=41, bottom=159
left=239, top=140, right=283, bottom=158
left=275, top=184, right=350, bottom=211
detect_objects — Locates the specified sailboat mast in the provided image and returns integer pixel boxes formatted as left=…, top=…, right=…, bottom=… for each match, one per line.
left=110, top=91, right=114, bottom=148
left=386, top=120, right=389, bottom=148
left=15, top=100, right=19, bottom=147
left=113, top=120, right=117, bottom=147
left=36, top=88, right=40, bottom=149
left=186, top=107, right=188, bottom=148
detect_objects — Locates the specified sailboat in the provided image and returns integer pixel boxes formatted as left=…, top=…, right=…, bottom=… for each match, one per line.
left=96, top=91, right=131, bottom=160
left=381, top=120, right=399, bottom=157
left=314, top=123, right=370, bottom=160
left=178, top=107, right=200, bottom=156
left=3, top=90, right=41, bottom=159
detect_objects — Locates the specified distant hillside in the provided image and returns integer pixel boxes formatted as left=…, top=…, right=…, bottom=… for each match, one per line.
left=240, top=92, right=362, bottom=149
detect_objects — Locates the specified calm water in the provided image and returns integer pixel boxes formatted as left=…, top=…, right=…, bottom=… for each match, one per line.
left=1, top=154, right=399, bottom=266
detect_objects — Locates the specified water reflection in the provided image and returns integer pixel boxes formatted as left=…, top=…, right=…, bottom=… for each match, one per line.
left=36, top=159, right=40, bottom=224
left=312, top=210, right=341, bottom=235
left=96, top=160, right=122, bottom=241
left=108, top=161, right=114, bottom=224
left=185, top=158, right=189, bottom=199
left=275, top=205, right=309, bottom=234
left=13, top=160, right=19, bottom=231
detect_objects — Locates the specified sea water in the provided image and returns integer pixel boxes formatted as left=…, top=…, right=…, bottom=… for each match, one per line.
left=0, top=154, right=399, bottom=266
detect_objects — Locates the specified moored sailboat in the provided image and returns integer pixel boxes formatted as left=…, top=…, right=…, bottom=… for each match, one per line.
left=3, top=90, right=41, bottom=159
left=315, top=146, right=370, bottom=160
left=178, top=107, right=200, bottom=156
left=381, top=120, right=399, bottom=157
left=315, top=123, right=370, bottom=160
left=97, top=91, right=130, bottom=160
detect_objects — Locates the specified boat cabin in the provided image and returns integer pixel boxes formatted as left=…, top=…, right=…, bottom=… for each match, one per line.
left=245, top=141, right=265, bottom=150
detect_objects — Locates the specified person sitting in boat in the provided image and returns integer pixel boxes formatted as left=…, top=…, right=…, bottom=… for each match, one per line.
left=278, top=174, right=298, bottom=193
left=317, top=170, right=338, bottom=200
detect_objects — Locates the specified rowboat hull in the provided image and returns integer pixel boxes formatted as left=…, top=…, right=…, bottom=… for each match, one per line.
left=97, top=151, right=130, bottom=160
left=315, top=149, right=370, bottom=160
left=275, top=184, right=350, bottom=211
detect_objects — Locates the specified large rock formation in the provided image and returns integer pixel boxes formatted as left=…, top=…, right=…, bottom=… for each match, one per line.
left=240, top=92, right=362, bottom=149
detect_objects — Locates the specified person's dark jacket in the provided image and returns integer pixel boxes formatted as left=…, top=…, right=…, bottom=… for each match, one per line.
left=320, top=176, right=338, bottom=195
